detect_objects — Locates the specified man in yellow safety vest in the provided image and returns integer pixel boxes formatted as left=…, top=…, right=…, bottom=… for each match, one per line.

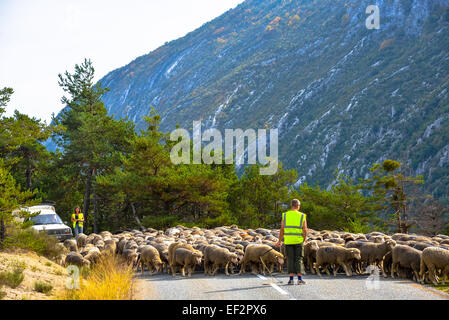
left=275, top=199, right=308, bottom=285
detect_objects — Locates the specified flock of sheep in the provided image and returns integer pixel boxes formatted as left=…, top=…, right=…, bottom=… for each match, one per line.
left=60, top=225, right=449, bottom=285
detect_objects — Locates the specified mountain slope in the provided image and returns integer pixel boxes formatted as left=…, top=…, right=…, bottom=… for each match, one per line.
left=98, top=0, right=449, bottom=198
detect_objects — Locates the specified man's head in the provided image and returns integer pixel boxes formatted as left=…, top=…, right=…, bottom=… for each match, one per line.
left=291, top=199, right=300, bottom=210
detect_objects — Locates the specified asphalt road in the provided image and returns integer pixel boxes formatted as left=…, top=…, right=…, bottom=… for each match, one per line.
left=134, top=270, right=449, bottom=300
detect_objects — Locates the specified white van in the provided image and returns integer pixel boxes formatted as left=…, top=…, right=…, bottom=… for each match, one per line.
left=18, top=205, right=73, bottom=241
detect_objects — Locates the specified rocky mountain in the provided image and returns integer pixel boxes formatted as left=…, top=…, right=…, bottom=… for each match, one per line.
left=97, top=0, right=449, bottom=199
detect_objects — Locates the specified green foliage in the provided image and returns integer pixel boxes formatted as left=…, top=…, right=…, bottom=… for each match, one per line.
left=0, top=87, right=13, bottom=115
left=0, top=159, right=40, bottom=245
left=2, top=225, right=65, bottom=261
left=33, top=281, right=53, bottom=294
left=298, top=172, right=382, bottom=232
left=228, top=163, right=297, bottom=228
left=142, top=215, right=180, bottom=230
left=0, top=264, right=25, bottom=289
left=362, top=159, right=425, bottom=233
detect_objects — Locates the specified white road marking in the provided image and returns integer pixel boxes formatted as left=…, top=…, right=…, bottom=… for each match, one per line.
left=256, top=274, right=291, bottom=296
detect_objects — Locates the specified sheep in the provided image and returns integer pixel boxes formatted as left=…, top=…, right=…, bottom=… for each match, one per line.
left=383, top=251, right=392, bottom=275
left=152, top=243, right=170, bottom=273
left=358, top=239, right=396, bottom=277
left=76, top=233, right=88, bottom=249
left=103, top=239, right=117, bottom=255
left=420, top=247, right=449, bottom=285
left=84, top=246, right=102, bottom=264
left=327, top=238, right=345, bottom=245
left=172, top=248, right=203, bottom=277
left=80, top=243, right=95, bottom=256
left=124, top=240, right=138, bottom=251
left=390, top=245, right=422, bottom=282
left=305, top=241, right=338, bottom=274
left=136, top=245, right=163, bottom=276
left=168, top=242, right=195, bottom=273
left=65, top=252, right=90, bottom=268
left=238, top=244, right=284, bottom=276
left=54, top=242, right=69, bottom=265
left=100, top=231, right=112, bottom=238
left=203, top=245, right=239, bottom=276
left=63, top=239, right=78, bottom=252
left=86, top=233, right=103, bottom=245
left=123, top=248, right=139, bottom=267
left=315, top=246, right=361, bottom=277
left=117, top=238, right=127, bottom=255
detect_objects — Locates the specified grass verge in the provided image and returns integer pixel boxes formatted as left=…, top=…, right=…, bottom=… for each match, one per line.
left=58, top=254, right=134, bottom=300
left=434, top=283, right=449, bottom=295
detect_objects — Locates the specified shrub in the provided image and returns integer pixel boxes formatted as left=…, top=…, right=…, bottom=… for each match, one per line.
left=34, top=281, right=53, bottom=294
left=2, top=225, right=65, bottom=261
left=0, top=265, right=25, bottom=289
left=142, top=215, right=179, bottom=230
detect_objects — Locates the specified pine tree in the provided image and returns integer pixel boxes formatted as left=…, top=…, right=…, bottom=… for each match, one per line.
left=362, top=159, right=424, bottom=233
left=52, top=59, right=135, bottom=232
left=0, top=159, right=40, bottom=245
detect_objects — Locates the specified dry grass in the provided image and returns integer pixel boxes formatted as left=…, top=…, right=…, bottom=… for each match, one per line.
left=0, top=249, right=67, bottom=300
left=59, top=254, right=134, bottom=300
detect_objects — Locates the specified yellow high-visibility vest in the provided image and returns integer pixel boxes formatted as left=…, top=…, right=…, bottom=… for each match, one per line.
left=282, top=210, right=306, bottom=245
left=72, top=213, right=84, bottom=228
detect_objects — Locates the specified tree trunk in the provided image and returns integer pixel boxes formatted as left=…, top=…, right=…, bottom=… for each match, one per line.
left=130, top=202, right=143, bottom=230
left=0, top=218, right=5, bottom=244
left=25, top=165, right=32, bottom=191
left=402, top=202, right=409, bottom=234
left=83, top=168, right=94, bottom=231
left=93, top=183, right=98, bottom=234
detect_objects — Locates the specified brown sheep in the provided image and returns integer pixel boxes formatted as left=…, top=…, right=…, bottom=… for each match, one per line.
left=65, top=252, right=90, bottom=268
left=153, top=243, right=170, bottom=273
left=305, top=241, right=337, bottom=274
left=238, top=244, right=284, bottom=276
left=84, top=247, right=102, bottom=264
left=76, top=233, right=87, bottom=249
left=136, top=245, right=163, bottom=276
left=315, top=246, right=361, bottom=277
left=103, top=239, right=117, bottom=255
left=63, top=239, right=78, bottom=252
left=172, top=248, right=203, bottom=277
left=168, top=242, right=194, bottom=272
left=54, top=242, right=69, bottom=265
left=80, top=243, right=95, bottom=256
left=203, top=245, right=239, bottom=276
left=391, top=245, right=422, bottom=282
left=358, top=239, right=396, bottom=277
left=420, top=247, right=449, bottom=285
left=123, top=248, right=139, bottom=267
left=383, top=251, right=392, bottom=275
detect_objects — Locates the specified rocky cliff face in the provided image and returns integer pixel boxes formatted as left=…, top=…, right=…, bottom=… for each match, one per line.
left=98, top=0, right=449, bottom=198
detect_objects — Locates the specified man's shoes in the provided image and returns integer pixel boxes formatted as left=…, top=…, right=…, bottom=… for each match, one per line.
left=287, top=279, right=294, bottom=285
left=297, top=279, right=306, bottom=285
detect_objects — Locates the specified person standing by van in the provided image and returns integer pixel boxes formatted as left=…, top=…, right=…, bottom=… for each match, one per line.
left=72, top=206, right=84, bottom=236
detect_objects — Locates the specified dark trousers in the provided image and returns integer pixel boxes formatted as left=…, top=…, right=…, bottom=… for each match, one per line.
left=286, top=243, right=304, bottom=275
